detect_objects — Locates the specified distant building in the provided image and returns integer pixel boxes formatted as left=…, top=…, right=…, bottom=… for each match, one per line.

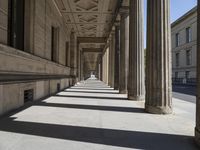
left=171, top=7, right=197, bottom=85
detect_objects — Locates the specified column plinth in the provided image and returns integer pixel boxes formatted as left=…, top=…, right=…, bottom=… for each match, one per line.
left=128, top=0, right=145, bottom=101
left=145, top=0, right=172, bottom=114
left=145, top=105, right=172, bottom=115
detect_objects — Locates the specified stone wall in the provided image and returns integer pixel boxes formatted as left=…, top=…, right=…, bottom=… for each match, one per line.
left=0, top=0, right=8, bottom=44
left=29, top=0, right=69, bottom=65
left=0, top=0, right=74, bottom=116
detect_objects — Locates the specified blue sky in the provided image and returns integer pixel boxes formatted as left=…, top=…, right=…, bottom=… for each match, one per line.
left=144, top=0, right=197, bottom=47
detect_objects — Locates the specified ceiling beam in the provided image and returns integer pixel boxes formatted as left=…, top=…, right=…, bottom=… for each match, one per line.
left=84, top=61, right=98, bottom=63
left=83, top=48, right=103, bottom=53
left=78, top=37, right=107, bottom=44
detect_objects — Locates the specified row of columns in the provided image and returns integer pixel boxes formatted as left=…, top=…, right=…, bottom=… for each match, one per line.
left=102, top=0, right=200, bottom=146
left=69, top=0, right=200, bottom=146
left=102, top=0, right=172, bottom=113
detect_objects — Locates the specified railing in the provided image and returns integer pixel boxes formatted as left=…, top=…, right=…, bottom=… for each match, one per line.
left=172, top=78, right=196, bottom=85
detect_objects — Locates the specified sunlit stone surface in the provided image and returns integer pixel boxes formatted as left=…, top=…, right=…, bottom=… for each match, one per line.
left=0, top=79, right=197, bottom=150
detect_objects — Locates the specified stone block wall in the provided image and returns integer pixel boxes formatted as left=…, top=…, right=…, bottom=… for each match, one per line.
left=0, top=0, right=75, bottom=116
left=0, top=0, right=8, bottom=44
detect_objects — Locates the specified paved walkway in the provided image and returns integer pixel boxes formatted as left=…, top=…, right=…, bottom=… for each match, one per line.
left=0, top=79, right=198, bottom=150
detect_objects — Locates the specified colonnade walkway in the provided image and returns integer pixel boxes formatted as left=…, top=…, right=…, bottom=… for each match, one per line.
left=0, top=79, right=198, bottom=150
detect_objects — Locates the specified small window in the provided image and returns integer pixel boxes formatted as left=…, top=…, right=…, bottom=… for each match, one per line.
left=51, top=27, right=59, bottom=62
left=185, top=71, right=190, bottom=79
left=66, top=42, right=69, bottom=66
left=176, top=53, right=180, bottom=67
left=175, top=72, right=179, bottom=79
left=186, top=27, right=192, bottom=43
left=186, top=50, right=191, bottom=66
left=176, top=33, right=180, bottom=47
left=8, top=0, right=25, bottom=50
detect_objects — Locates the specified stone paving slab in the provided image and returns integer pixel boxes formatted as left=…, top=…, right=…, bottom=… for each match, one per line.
left=0, top=79, right=198, bottom=150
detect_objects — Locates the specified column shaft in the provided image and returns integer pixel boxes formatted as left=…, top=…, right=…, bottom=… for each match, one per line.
left=195, top=0, right=200, bottom=146
left=128, top=0, right=145, bottom=100
left=119, top=10, right=129, bottom=94
left=111, top=32, right=116, bottom=88
left=106, top=48, right=109, bottom=84
left=125, top=17, right=129, bottom=94
left=145, top=0, right=172, bottom=114
left=77, top=43, right=80, bottom=81
left=99, top=54, right=103, bottom=81
left=70, top=31, right=77, bottom=77
left=80, top=50, right=84, bottom=81
left=114, top=26, right=120, bottom=90
left=102, top=51, right=106, bottom=83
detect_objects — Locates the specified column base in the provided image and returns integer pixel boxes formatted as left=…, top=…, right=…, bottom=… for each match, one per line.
left=145, top=104, right=172, bottom=114
left=195, top=127, right=200, bottom=147
left=119, top=90, right=127, bottom=94
left=128, top=95, right=145, bottom=101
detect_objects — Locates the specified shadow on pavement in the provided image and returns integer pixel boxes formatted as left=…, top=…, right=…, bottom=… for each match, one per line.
left=0, top=117, right=198, bottom=150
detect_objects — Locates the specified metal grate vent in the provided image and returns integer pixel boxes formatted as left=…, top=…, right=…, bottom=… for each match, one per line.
left=24, top=89, right=33, bottom=103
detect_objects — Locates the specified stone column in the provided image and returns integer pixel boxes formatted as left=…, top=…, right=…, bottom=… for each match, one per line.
left=97, top=54, right=102, bottom=81
left=80, top=50, right=84, bottom=81
left=114, top=25, right=120, bottom=90
left=98, top=63, right=101, bottom=80
left=102, top=51, right=106, bottom=83
left=145, top=0, right=172, bottom=114
left=77, top=43, right=81, bottom=81
left=99, top=54, right=103, bottom=81
left=110, top=31, right=116, bottom=88
left=125, top=16, right=129, bottom=94
left=104, top=49, right=108, bottom=84
left=108, top=38, right=112, bottom=86
left=119, top=8, right=129, bottom=94
left=128, top=0, right=145, bottom=100
left=195, top=0, right=200, bottom=146
left=70, top=30, right=77, bottom=77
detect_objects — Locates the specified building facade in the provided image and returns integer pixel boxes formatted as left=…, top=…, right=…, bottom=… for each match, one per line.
left=0, top=0, right=77, bottom=116
left=172, top=7, right=197, bottom=85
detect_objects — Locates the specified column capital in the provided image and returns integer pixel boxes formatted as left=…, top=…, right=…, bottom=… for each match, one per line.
left=71, top=28, right=76, bottom=34
left=119, top=6, right=129, bottom=18
left=110, top=27, right=116, bottom=35
left=114, top=21, right=120, bottom=27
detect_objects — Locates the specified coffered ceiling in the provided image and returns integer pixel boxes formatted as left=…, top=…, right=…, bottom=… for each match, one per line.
left=54, top=0, right=123, bottom=75
left=54, top=0, right=119, bottom=38
left=84, top=53, right=100, bottom=71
